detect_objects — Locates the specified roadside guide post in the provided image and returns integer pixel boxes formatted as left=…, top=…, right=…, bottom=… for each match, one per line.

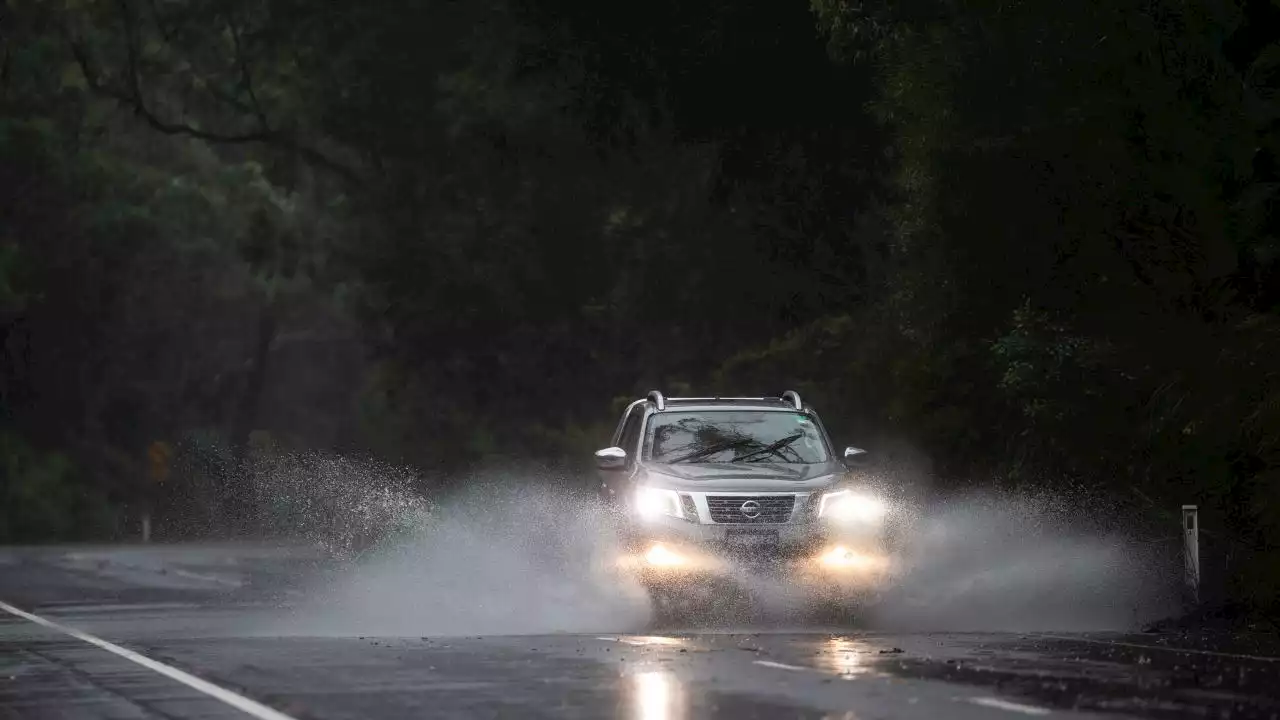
left=1182, top=504, right=1200, bottom=607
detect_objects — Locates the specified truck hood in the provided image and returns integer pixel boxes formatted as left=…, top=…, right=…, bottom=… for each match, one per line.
left=642, top=462, right=842, bottom=493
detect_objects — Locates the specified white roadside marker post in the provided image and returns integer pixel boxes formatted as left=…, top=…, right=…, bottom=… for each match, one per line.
left=1182, top=504, right=1200, bottom=607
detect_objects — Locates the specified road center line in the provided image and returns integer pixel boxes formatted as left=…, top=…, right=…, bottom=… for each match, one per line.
left=597, top=636, right=650, bottom=646
left=0, top=599, right=300, bottom=720
left=170, top=568, right=244, bottom=587
left=969, top=697, right=1053, bottom=715
left=753, top=659, right=809, bottom=671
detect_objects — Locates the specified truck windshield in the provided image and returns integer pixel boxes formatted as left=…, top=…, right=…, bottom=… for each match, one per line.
left=645, top=410, right=829, bottom=463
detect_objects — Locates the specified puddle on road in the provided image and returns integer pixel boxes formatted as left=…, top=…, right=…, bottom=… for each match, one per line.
left=817, top=637, right=882, bottom=678
left=621, top=669, right=831, bottom=720
left=867, top=634, right=1280, bottom=720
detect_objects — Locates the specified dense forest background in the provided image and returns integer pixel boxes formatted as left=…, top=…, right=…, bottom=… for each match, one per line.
left=2, top=0, right=1278, bottom=610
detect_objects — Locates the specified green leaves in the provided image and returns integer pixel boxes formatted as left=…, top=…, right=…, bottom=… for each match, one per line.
left=803, top=0, right=1280, bottom=605
left=0, top=242, right=25, bottom=314
left=0, top=433, right=115, bottom=543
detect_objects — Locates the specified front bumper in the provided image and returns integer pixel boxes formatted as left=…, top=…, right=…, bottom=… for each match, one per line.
left=627, top=511, right=824, bottom=547
left=628, top=508, right=886, bottom=547
left=616, top=536, right=892, bottom=597
left=616, top=489, right=895, bottom=600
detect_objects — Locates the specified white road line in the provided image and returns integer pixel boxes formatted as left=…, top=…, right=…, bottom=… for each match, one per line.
left=30, top=601, right=205, bottom=612
left=0, top=599, right=300, bottom=720
left=969, top=697, right=1053, bottom=715
left=595, top=635, right=686, bottom=647
left=170, top=569, right=243, bottom=587
left=752, top=659, right=809, bottom=672
left=1034, top=633, right=1280, bottom=663
left=597, top=636, right=650, bottom=646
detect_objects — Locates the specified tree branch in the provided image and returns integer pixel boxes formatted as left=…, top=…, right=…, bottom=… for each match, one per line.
left=205, top=82, right=260, bottom=117
left=224, top=4, right=270, bottom=133
left=69, top=32, right=271, bottom=144
left=65, top=6, right=362, bottom=185
left=144, top=0, right=174, bottom=43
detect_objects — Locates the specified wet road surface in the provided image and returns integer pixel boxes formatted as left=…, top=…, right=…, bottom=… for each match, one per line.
left=2, top=543, right=1278, bottom=719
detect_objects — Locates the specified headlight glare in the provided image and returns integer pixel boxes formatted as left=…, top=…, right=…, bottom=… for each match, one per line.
left=819, top=489, right=887, bottom=523
left=635, top=486, right=682, bottom=520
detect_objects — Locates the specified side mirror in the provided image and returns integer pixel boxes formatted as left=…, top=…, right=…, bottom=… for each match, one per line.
left=842, top=446, right=869, bottom=469
left=595, top=446, right=627, bottom=471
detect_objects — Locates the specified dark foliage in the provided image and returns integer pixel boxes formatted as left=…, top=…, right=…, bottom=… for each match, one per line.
left=0, top=0, right=1275, bottom=609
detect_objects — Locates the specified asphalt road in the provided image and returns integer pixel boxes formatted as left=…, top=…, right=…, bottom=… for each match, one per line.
left=2, top=543, right=1278, bottom=720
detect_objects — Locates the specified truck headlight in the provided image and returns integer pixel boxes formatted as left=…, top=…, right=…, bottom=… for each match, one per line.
left=818, top=489, right=887, bottom=523
left=635, top=486, right=682, bottom=520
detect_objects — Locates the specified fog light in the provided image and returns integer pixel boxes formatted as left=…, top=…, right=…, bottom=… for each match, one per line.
left=817, top=545, right=885, bottom=571
left=644, top=543, right=685, bottom=567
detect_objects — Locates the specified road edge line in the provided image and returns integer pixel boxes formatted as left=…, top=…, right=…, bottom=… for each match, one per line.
left=0, top=599, right=300, bottom=720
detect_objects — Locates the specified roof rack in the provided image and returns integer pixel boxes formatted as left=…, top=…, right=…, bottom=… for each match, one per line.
left=642, top=391, right=805, bottom=411
left=666, top=396, right=769, bottom=402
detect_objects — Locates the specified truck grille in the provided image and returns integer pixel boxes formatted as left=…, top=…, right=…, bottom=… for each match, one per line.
left=706, top=495, right=795, bottom=524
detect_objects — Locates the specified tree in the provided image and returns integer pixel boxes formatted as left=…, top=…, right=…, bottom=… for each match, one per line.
left=810, top=0, right=1280, bottom=608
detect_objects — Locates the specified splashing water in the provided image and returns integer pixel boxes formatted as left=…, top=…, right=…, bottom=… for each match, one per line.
left=225, top=441, right=1174, bottom=636
left=864, top=490, right=1178, bottom=632
left=267, top=476, right=653, bottom=637
left=164, top=437, right=432, bottom=555
left=245, top=449, right=432, bottom=560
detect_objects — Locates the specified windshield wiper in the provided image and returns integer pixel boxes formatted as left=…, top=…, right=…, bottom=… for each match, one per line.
left=666, top=437, right=755, bottom=464
left=733, top=433, right=804, bottom=463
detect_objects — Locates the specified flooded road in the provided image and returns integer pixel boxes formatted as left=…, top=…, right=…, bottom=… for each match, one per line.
left=1, top=544, right=1276, bottom=719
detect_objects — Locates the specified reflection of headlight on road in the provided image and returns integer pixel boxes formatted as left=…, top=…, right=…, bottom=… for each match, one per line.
left=818, top=489, right=887, bottom=523
left=644, top=543, right=686, bottom=567
left=822, top=637, right=874, bottom=677
left=633, top=671, right=683, bottom=720
left=636, top=486, right=682, bottom=520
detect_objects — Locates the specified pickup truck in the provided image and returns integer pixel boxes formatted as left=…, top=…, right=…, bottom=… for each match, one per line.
left=595, top=390, right=895, bottom=621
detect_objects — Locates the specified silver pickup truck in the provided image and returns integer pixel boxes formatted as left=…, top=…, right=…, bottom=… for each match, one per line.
left=595, top=390, right=895, bottom=620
